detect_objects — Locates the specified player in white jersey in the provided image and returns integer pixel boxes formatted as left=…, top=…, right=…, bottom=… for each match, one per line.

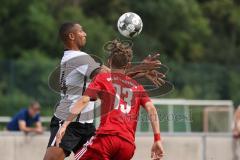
left=43, top=22, right=165, bottom=160
left=43, top=22, right=102, bottom=160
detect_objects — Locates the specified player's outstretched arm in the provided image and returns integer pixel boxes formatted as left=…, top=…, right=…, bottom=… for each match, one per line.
left=126, top=54, right=161, bottom=75
left=126, top=53, right=166, bottom=87
left=144, top=101, right=164, bottom=160
left=56, top=96, right=90, bottom=146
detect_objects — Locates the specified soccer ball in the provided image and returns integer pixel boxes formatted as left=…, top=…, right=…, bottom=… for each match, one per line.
left=117, top=12, right=143, bottom=38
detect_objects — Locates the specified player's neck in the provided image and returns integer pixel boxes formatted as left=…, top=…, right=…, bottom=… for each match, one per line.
left=111, top=68, right=125, bottom=74
left=64, top=47, right=80, bottom=51
left=64, top=44, right=81, bottom=51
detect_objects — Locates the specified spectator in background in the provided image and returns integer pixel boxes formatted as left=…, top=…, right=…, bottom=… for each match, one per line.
left=6, top=101, right=43, bottom=134
left=233, top=105, right=240, bottom=160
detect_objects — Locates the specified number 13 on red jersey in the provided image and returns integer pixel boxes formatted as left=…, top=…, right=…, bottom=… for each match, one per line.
left=113, top=84, right=133, bottom=114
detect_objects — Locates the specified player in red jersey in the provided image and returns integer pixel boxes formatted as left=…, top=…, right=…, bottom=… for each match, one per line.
left=56, top=39, right=164, bottom=160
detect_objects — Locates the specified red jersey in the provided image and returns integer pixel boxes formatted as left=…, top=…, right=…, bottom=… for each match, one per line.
left=84, top=72, right=151, bottom=145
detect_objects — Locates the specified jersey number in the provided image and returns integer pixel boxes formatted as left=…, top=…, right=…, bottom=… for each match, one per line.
left=113, top=84, right=133, bottom=114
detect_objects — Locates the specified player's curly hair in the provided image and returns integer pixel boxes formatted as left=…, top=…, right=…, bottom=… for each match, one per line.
left=104, top=39, right=133, bottom=69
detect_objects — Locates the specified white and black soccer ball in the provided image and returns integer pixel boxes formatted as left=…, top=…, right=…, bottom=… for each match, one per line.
left=117, top=12, right=143, bottom=38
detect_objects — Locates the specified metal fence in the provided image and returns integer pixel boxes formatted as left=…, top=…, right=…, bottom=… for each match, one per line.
left=0, top=99, right=234, bottom=133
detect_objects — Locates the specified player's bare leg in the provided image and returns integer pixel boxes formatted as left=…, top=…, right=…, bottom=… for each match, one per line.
left=43, top=147, right=65, bottom=160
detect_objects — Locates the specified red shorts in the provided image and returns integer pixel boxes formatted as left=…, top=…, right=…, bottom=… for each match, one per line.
left=75, top=135, right=135, bottom=160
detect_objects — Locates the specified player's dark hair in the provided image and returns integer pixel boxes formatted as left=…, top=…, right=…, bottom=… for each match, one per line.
left=59, top=22, right=77, bottom=42
left=106, top=39, right=133, bottom=69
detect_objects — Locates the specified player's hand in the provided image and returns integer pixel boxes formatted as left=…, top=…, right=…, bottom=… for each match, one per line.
left=56, top=126, right=67, bottom=147
left=143, top=53, right=161, bottom=64
left=126, top=53, right=167, bottom=87
left=139, top=53, right=162, bottom=71
left=131, top=69, right=166, bottom=87
left=145, top=70, right=165, bottom=87
left=151, top=141, right=164, bottom=160
left=127, top=53, right=161, bottom=76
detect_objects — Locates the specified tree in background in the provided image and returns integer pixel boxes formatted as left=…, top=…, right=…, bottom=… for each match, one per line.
left=0, top=0, right=240, bottom=116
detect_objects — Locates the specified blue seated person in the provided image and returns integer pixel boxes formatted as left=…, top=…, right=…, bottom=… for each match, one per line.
left=7, top=101, right=43, bottom=134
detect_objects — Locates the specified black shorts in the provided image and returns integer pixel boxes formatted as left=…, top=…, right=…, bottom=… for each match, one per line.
left=47, top=116, right=96, bottom=157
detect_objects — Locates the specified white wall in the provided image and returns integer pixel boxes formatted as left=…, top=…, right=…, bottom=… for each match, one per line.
left=0, top=132, right=237, bottom=160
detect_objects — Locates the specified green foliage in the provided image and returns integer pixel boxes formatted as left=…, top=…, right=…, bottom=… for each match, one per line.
left=0, top=0, right=115, bottom=59
left=127, top=0, right=211, bottom=62
left=200, top=0, right=240, bottom=64
left=0, top=52, right=58, bottom=116
left=15, top=50, right=58, bottom=100
left=228, top=69, right=240, bottom=105
left=80, top=0, right=130, bottom=24
left=0, top=0, right=239, bottom=120
left=0, top=88, right=30, bottom=116
left=165, top=62, right=236, bottom=100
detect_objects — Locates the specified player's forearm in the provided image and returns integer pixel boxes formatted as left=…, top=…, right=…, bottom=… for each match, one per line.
left=144, top=102, right=161, bottom=133
left=62, top=113, right=78, bottom=129
left=70, top=96, right=90, bottom=115
left=125, top=65, right=142, bottom=76
left=63, top=96, right=90, bottom=128
left=147, top=106, right=162, bottom=143
left=148, top=106, right=161, bottom=134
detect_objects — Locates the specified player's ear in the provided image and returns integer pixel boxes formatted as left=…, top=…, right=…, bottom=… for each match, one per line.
left=68, top=33, right=75, bottom=40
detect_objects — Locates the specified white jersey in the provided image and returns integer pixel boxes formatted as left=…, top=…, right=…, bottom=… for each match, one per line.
left=54, top=50, right=100, bottom=123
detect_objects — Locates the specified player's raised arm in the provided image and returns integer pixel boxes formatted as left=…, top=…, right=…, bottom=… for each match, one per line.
left=144, top=101, right=164, bottom=160
left=126, top=53, right=167, bottom=87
